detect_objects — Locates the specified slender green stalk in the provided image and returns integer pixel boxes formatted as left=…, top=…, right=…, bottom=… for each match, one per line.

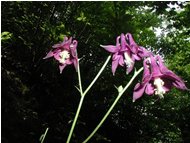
left=66, top=58, right=83, bottom=143
left=77, top=59, right=84, bottom=95
left=66, top=95, right=85, bottom=143
left=66, top=55, right=111, bottom=143
left=83, top=55, right=111, bottom=96
left=40, top=127, right=49, bottom=143
left=82, top=67, right=144, bottom=143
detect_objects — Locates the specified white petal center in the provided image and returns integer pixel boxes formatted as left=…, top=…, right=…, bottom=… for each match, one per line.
left=59, top=50, right=70, bottom=64
left=124, top=52, right=134, bottom=67
left=153, top=78, right=165, bottom=98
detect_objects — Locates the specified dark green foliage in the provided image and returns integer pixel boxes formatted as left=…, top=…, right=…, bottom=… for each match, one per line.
left=1, top=1, right=190, bottom=143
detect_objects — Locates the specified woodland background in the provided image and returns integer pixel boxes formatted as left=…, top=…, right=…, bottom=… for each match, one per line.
left=1, top=1, right=190, bottom=143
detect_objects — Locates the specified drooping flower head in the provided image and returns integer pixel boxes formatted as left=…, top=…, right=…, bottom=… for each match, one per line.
left=43, top=36, right=78, bottom=73
left=101, top=33, right=152, bottom=75
left=133, top=55, right=188, bottom=102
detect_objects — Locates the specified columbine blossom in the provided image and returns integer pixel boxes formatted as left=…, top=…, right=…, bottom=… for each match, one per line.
left=101, top=33, right=152, bottom=75
left=43, top=37, right=78, bottom=73
left=133, top=55, right=188, bottom=102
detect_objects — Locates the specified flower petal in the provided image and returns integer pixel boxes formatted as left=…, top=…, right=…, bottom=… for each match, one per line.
left=115, top=35, right=121, bottom=46
left=65, top=59, right=73, bottom=65
left=145, top=83, right=154, bottom=95
left=101, top=45, right=119, bottom=53
left=52, top=37, right=72, bottom=50
left=162, top=79, right=172, bottom=92
left=112, top=58, right=119, bottom=75
left=142, top=58, right=152, bottom=83
left=126, top=61, right=134, bottom=74
left=112, top=53, right=120, bottom=60
left=43, top=50, right=54, bottom=59
left=59, top=64, right=66, bottom=74
left=70, top=40, right=78, bottom=58
left=172, top=80, right=188, bottom=90
left=133, top=53, right=141, bottom=61
left=138, top=46, right=153, bottom=58
left=150, top=56, right=163, bottom=78
left=118, top=55, right=124, bottom=66
left=156, top=55, right=188, bottom=90
left=53, top=50, right=61, bottom=61
left=133, top=83, right=147, bottom=102
left=73, top=58, right=78, bottom=72
left=126, top=33, right=138, bottom=54
left=120, top=33, right=127, bottom=51
left=63, top=37, right=73, bottom=50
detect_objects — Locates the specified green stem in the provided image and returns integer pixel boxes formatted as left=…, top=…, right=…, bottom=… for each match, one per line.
left=83, top=55, right=111, bottom=96
left=66, top=55, right=111, bottom=143
left=82, top=67, right=144, bottom=143
left=77, top=59, right=84, bottom=95
left=66, top=58, right=83, bottom=143
left=41, top=127, right=49, bottom=143
left=66, top=95, right=85, bottom=143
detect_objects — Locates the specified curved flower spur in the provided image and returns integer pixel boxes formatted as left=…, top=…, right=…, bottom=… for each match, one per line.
left=133, top=55, right=188, bottom=102
left=43, top=36, right=78, bottom=73
left=101, top=33, right=152, bottom=75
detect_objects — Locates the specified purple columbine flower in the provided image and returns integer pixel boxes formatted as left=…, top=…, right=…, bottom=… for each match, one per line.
left=101, top=33, right=152, bottom=75
left=43, top=36, right=78, bottom=73
left=133, top=55, right=188, bottom=102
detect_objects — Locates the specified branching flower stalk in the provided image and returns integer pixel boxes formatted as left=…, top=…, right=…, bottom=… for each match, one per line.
left=66, top=55, right=111, bottom=143
left=44, top=37, right=112, bottom=143
left=82, top=67, right=144, bottom=143
left=44, top=33, right=188, bottom=143
left=40, top=127, right=49, bottom=143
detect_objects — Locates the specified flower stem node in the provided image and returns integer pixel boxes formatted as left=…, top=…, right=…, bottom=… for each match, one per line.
left=117, top=85, right=124, bottom=93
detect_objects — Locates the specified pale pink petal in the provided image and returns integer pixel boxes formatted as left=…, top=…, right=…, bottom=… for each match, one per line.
left=43, top=51, right=54, bottom=59
left=126, top=62, right=134, bottom=74
left=133, top=83, right=147, bottom=102
left=118, top=55, right=124, bottom=66
left=133, top=54, right=141, bottom=61
left=172, top=80, right=188, bottom=90
left=150, top=56, right=163, bottom=78
left=138, top=46, right=153, bottom=58
left=65, top=59, right=73, bottom=65
left=142, top=58, right=152, bottom=83
left=126, top=33, right=138, bottom=54
left=157, top=55, right=188, bottom=90
left=70, top=40, right=78, bottom=58
left=145, top=83, right=154, bottom=95
left=162, top=79, right=172, bottom=92
left=73, top=59, right=78, bottom=72
left=63, top=36, right=69, bottom=42
left=59, top=64, right=66, bottom=74
left=112, top=53, right=120, bottom=60
left=101, top=45, right=120, bottom=53
left=120, top=33, right=127, bottom=51
left=115, top=35, right=121, bottom=46
left=112, top=59, right=119, bottom=75
left=52, top=37, right=72, bottom=50
left=54, top=52, right=61, bottom=61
